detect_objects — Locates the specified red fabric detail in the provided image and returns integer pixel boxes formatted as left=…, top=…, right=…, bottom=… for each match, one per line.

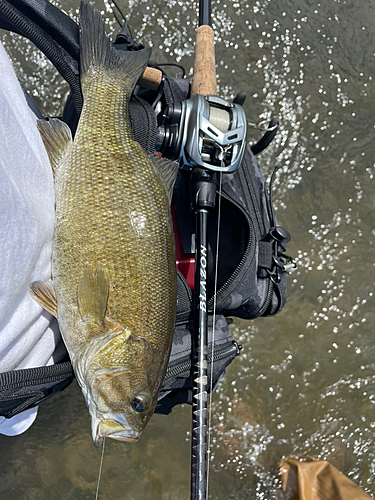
left=171, top=203, right=195, bottom=290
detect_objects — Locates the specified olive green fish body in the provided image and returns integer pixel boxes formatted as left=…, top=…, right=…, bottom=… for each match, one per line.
left=31, top=2, right=178, bottom=444
left=55, top=75, right=176, bottom=359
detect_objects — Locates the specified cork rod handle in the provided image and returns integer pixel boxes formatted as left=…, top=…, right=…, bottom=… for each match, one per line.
left=191, top=25, right=217, bottom=96
left=138, top=25, right=217, bottom=95
left=138, top=67, right=162, bottom=90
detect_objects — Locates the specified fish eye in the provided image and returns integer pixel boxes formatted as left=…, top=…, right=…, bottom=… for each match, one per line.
left=131, top=394, right=148, bottom=413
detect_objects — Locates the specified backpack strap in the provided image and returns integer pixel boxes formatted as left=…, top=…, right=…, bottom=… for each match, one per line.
left=129, top=95, right=157, bottom=153
left=0, top=0, right=79, bottom=58
left=0, top=361, right=74, bottom=418
left=0, top=0, right=82, bottom=114
left=164, top=77, right=190, bottom=105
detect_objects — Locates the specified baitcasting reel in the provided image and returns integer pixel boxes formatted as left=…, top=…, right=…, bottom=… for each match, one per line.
left=156, top=94, right=248, bottom=173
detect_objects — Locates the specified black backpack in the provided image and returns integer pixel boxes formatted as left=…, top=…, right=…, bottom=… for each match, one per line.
left=0, top=0, right=294, bottom=418
left=154, top=79, right=293, bottom=412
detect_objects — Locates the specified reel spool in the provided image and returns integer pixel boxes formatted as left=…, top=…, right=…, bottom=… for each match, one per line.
left=156, top=94, right=247, bottom=173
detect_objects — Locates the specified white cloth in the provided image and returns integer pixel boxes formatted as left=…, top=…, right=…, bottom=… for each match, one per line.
left=0, top=42, right=67, bottom=435
left=0, top=407, right=38, bottom=436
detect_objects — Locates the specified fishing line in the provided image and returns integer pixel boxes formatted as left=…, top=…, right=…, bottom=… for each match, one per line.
left=206, top=170, right=223, bottom=499
left=104, top=0, right=122, bottom=27
left=112, top=9, right=123, bottom=27
left=108, top=0, right=126, bottom=26
left=95, top=437, right=106, bottom=500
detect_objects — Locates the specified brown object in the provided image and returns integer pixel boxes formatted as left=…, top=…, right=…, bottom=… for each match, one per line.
left=280, top=458, right=373, bottom=500
left=138, top=67, right=162, bottom=90
left=191, top=25, right=217, bottom=96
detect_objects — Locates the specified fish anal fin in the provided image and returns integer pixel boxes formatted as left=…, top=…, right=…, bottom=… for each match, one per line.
left=148, top=154, right=179, bottom=205
left=37, top=118, right=72, bottom=176
left=29, top=280, right=58, bottom=317
left=78, top=264, right=109, bottom=324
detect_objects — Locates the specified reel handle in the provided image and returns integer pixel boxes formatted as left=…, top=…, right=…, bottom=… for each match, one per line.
left=191, top=25, right=217, bottom=96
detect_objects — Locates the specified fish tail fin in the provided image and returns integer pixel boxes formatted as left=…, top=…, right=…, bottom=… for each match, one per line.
left=79, top=1, right=151, bottom=91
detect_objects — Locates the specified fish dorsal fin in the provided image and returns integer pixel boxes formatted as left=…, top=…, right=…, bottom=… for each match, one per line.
left=29, top=280, right=58, bottom=317
left=148, top=154, right=179, bottom=205
left=37, top=118, right=72, bottom=176
left=78, top=264, right=109, bottom=324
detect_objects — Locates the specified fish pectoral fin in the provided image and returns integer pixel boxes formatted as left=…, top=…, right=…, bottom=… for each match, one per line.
left=29, top=280, right=58, bottom=317
left=37, top=118, right=72, bottom=176
left=78, top=264, right=109, bottom=324
left=148, top=154, right=179, bottom=205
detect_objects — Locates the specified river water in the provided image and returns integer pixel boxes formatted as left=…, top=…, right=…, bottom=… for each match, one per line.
left=1, top=0, right=375, bottom=499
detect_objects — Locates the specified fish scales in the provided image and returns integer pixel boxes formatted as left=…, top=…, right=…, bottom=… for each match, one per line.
left=30, top=2, right=178, bottom=444
left=55, top=76, right=174, bottom=347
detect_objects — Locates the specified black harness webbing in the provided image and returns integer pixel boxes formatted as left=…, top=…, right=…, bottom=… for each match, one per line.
left=163, top=77, right=190, bottom=106
left=0, top=360, right=74, bottom=418
left=129, top=95, right=158, bottom=153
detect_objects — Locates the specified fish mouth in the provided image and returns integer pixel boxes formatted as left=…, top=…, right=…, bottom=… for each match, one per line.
left=94, top=417, right=141, bottom=446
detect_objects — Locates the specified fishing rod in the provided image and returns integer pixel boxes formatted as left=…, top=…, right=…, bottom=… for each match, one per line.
left=153, top=1, right=247, bottom=496
left=174, top=1, right=247, bottom=498
left=189, top=8, right=218, bottom=499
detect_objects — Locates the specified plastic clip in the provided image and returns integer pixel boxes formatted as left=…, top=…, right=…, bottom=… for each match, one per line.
left=277, top=252, right=297, bottom=274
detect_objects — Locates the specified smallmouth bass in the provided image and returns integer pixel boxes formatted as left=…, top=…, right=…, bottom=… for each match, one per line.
left=29, top=1, right=178, bottom=445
